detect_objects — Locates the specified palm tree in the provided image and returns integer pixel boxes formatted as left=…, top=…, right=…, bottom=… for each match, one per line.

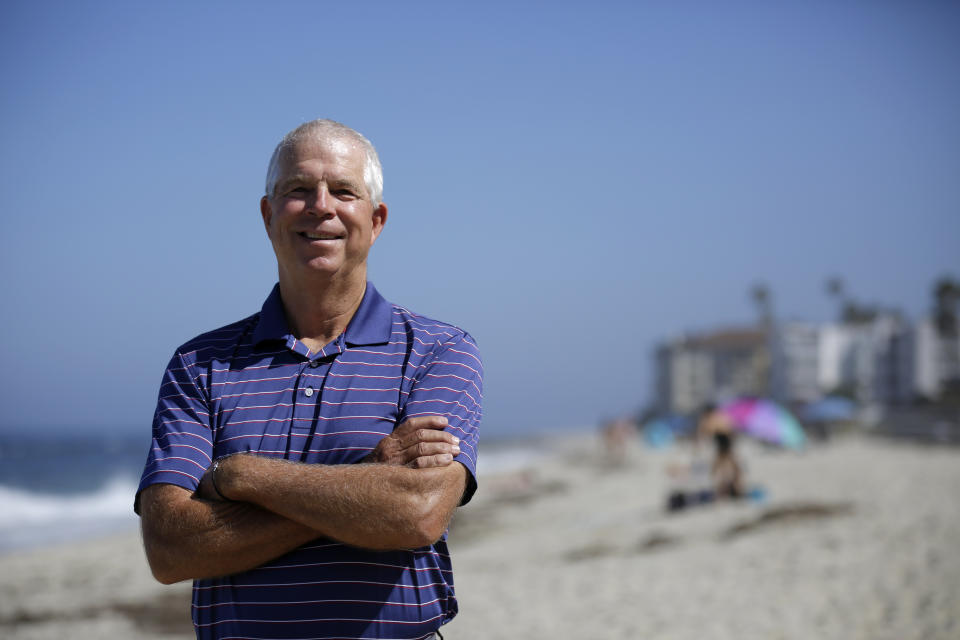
left=825, top=276, right=846, bottom=322
left=934, top=276, right=960, bottom=338
left=933, top=277, right=960, bottom=400
left=751, top=282, right=772, bottom=329
left=825, top=276, right=876, bottom=324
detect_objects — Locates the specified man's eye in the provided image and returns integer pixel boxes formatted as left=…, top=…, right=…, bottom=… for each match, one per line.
left=287, top=186, right=309, bottom=195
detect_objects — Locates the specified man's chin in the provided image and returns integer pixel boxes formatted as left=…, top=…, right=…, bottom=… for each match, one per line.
left=291, top=259, right=367, bottom=283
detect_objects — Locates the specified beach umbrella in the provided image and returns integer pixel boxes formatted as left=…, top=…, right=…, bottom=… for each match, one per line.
left=719, top=398, right=806, bottom=449
left=801, top=396, right=856, bottom=423
left=643, top=414, right=694, bottom=448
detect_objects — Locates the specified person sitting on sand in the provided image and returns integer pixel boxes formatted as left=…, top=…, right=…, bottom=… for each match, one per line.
left=698, top=404, right=744, bottom=499
left=711, top=431, right=743, bottom=498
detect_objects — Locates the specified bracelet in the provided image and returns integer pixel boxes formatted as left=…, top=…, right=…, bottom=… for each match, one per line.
left=211, top=457, right=234, bottom=501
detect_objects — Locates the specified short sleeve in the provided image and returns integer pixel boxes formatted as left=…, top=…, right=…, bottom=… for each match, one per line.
left=134, top=349, right=214, bottom=514
left=401, top=332, right=483, bottom=504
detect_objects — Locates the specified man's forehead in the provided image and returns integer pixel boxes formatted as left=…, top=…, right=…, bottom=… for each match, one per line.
left=279, top=138, right=360, bottom=168
left=274, top=136, right=368, bottom=189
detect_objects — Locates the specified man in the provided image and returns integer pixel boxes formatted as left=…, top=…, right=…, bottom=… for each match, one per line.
left=136, top=119, right=482, bottom=640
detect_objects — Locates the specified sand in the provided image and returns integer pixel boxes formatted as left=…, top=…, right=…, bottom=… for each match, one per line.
left=2, top=433, right=958, bottom=639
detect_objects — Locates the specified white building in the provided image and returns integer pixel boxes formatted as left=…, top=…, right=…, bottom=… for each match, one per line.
left=817, top=324, right=855, bottom=394
left=910, top=319, right=941, bottom=398
left=655, top=328, right=767, bottom=414
left=654, top=313, right=957, bottom=416
left=903, top=318, right=960, bottom=401
left=769, top=322, right=820, bottom=405
left=814, top=314, right=910, bottom=406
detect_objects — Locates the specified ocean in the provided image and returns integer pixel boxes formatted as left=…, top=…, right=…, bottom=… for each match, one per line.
left=0, top=430, right=146, bottom=553
left=0, top=429, right=548, bottom=554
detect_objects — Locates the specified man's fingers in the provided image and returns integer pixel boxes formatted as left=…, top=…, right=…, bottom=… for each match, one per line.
left=406, top=441, right=460, bottom=459
left=398, top=427, right=459, bottom=450
left=366, top=416, right=459, bottom=467
left=408, top=453, right=455, bottom=469
left=394, top=415, right=448, bottom=435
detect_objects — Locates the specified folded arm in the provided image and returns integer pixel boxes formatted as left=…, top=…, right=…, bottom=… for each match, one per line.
left=139, top=416, right=463, bottom=583
left=214, top=453, right=467, bottom=551
left=139, top=483, right=318, bottom=584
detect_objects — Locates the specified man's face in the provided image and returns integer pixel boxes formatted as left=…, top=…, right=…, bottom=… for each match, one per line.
left=260, top=137, right=387, bottom=285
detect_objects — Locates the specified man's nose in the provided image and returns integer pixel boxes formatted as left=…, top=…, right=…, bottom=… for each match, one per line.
left=308, top=185, right=335, bottom=216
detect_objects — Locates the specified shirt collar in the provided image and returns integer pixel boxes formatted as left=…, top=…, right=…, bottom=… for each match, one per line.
left=344, top=282, right=393, bottom=346
left=252, top=282, right=393, bottom=348
left=251, top=284, right=288, bottom=346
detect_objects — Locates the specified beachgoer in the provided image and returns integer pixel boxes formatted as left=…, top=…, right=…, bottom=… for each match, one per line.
left=600, top=417, right=634, bottom=466
left=711, top=431, right=743, bottom=498
left=135, top=119, right=482, bottom=639
left=695, top=404, right=744, bottom=498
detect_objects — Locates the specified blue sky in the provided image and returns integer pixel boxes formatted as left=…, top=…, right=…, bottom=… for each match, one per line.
left=1, top=1, right=958, bottom=438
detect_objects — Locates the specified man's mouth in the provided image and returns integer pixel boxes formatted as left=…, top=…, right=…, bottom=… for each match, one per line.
left=298, top=232, right=344, bottom=241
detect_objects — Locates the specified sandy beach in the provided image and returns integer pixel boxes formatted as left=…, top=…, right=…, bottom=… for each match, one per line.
left=2, top=432, right=958, bottom=639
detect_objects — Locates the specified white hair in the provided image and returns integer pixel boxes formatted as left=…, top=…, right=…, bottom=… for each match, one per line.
left=264, top=119, right=383, bottom=207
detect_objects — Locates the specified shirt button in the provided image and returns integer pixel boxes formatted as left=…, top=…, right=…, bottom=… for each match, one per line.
left=304, top=387, right=315, bottom=397
left=309, top=360, right=321, bottom=368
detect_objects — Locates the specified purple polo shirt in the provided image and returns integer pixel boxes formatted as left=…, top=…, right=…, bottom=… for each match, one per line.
left=136, top=282, right=482, bottom=640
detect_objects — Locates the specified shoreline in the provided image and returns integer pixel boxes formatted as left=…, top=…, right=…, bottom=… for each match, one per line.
left=2, top=432, right=958, bottom=639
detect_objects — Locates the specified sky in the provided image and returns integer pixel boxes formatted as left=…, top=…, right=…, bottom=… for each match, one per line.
left=1, top=1, right=958, bottom=439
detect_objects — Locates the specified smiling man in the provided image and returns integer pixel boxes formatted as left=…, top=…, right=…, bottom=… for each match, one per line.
left=136, top=119, right=482, bottom=640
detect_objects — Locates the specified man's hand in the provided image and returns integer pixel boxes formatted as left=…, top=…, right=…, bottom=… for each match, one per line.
left=196, top=415, right=458, bottom=504
left=197, top=458, right=231, bottom=502
left=363, top=415, right=460, bottom=468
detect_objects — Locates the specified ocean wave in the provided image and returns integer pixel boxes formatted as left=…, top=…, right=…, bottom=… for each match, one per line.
left=0, top=477, right=140, bottom=552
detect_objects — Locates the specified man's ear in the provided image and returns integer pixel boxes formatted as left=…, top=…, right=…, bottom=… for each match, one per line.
left=260, top=196, right=273, bottom=233
left=370, top=202, right=388, bottom=244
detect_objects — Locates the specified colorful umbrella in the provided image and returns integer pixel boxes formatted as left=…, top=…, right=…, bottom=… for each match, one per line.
left=719, top=398, right=806, bottom=449
left=643, top=414, right=694, bottom=448
left=801, top=396, right=857, bottom=423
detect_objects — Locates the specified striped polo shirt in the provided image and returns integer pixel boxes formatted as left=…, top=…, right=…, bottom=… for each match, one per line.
left=136, top=282, right=482, bottom=640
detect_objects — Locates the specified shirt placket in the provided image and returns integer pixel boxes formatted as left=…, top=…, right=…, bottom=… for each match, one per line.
left=288, top=339, right=343, bottom=460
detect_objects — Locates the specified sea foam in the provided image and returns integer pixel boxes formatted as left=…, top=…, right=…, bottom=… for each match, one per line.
left=0, top=477, right=140, bottom=552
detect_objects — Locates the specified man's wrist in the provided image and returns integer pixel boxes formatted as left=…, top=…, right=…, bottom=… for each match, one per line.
left=211, top=456, right=235, bottom=501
